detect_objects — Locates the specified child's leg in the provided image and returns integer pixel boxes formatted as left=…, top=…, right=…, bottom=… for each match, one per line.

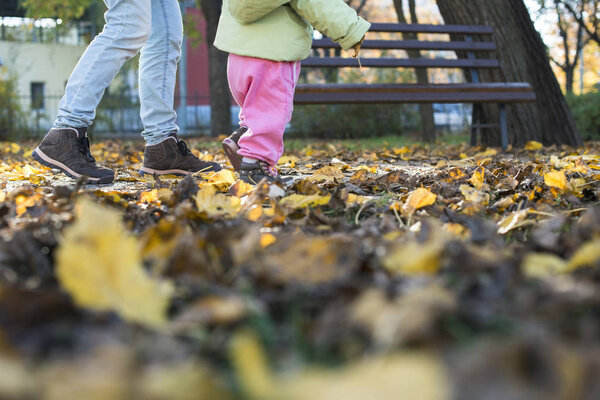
left=227, top=54, right=301, bottom=166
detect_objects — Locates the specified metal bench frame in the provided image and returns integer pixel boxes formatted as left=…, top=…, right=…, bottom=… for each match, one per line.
left=295, top=23, right=537, bottom=149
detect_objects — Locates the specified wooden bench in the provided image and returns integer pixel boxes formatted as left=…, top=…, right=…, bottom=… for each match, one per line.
left=294, top=23, right=537, bottom=149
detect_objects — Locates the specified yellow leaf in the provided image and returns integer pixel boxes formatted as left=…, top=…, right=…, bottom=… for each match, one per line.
left=403, top=188, right=437, bottom=216
left=15, top=194, right=37, bottom=216
left=283, top=352, right=450, bottom=400
left=567, top=240, right=600, bottom=271
left=246, top=205, right=263, bottom=222
left=139, top=189, right=159, bottom=203
left=279, top=194, right=331, bottom=209
left=56, top=199, right=174, bottom=328
left=230, top=331, right=277, bottom=400
left=260, top=233, right=277, bottom=248
left=469, top=166, right=485, bottom=190
left=277, top=155, right=299, bottom=166
left=544, top=170, right=567, bottom=191
left=497, top=209, right=530, bottom=234
left=229, top=180, right=254, bottom=197
left=195, top=185, right=241, bottom=217
left=383, top=236, right=445, bottom=276
left=9, top=143, right=21, bottom=154
left=207, top=169, right=237, bottom=191
left=522, top=253, right=568, bottom=278
left=525, top=141, right=543, bottom=151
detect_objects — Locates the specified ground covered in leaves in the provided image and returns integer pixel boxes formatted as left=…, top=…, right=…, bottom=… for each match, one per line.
left=1, top=137, right=600, bottom=399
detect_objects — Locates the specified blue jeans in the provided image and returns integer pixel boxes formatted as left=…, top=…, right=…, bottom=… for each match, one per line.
left=54, top=0, right=183, bottom=145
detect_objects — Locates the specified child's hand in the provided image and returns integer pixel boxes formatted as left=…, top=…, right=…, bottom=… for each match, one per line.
left=351, top=36, right=365, bottom=58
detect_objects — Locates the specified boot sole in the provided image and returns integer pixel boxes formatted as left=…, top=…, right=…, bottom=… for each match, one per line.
left=222, top=138, right=242, bottom=172
left=139, top=165, right=220, bottom=176
left=31, top=148, right=114, bottom=185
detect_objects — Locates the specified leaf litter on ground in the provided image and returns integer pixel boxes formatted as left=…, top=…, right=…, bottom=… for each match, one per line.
left=1, top=138, right=600, bottom=399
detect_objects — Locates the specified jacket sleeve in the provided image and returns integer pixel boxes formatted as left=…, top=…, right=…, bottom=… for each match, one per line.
left=289, top=0, right=371, bottom=51
left=228, top=0, right=292, bottom=24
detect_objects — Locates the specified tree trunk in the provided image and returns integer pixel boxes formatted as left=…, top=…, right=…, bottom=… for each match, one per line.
left=436, top=0, right=581, bottom=147
left=198, top=0, right=231, bottom=137
left=565, top=65, right=575, bottom=95
left=393, top=0, right=436, bottom=142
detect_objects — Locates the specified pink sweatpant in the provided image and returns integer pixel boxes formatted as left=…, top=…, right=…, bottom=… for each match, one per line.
left=227, top=54, right=301, bottom=166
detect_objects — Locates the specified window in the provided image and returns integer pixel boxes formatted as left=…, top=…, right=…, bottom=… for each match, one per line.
left=31, top=82, right=45, bottom=110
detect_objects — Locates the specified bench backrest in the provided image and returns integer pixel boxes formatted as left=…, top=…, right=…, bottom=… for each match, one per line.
left=302, top=23, right=497, bottom=83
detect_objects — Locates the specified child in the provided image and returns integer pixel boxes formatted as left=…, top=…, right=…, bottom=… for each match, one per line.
left=215, top=0, right=370, bottom=184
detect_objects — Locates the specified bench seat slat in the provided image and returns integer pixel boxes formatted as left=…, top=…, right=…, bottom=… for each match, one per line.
left=369, top=23, right=494, bottom=35
left=312, top=39, right=496, bottom=52
left=294, top=91, right=536, bottom=104
left=301, top=57, right=501, bottom=69
left=296, top=83, right=533, bottom=94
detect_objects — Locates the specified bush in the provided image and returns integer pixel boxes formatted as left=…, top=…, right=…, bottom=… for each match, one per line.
left=0, top=70, right=25, bottom=139
left=567, top=90, right=600, bottom=140
left=290, top=103, right=419, bottom=139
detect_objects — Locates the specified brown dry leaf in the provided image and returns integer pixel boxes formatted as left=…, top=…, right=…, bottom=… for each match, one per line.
left=544, top=170, right=568, bottom=191
left=56, top=199, right=174, bottom=328
left=403, top=188, right=437, bottom=216
left=307, top=166, right=344, bottom=184
left=259, top=236, right=357, bottom=285
left=459, top=185, right=490, bottom=209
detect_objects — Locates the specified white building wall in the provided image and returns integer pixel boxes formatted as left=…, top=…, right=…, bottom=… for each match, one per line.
left=0, top=41, right=86, bottom=97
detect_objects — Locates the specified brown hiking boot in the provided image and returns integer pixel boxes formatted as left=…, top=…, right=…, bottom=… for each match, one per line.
left=140, top=133, right=222, bottom=176
left=31, top=127, right=114, bottom=184
left=221, top=126, right=247, bottom=171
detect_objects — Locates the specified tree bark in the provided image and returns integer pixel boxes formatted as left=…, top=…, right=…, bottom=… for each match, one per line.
left=393, top=0, right=436, bottom=142
left=436, top=0, right=582, bottom=147
left=198, top=0, right=231, bottom=136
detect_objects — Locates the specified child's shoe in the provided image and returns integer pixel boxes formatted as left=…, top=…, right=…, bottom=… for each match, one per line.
left=221, top=126, right=248, bottom=171
left=240, top=160, right=292, bottom=185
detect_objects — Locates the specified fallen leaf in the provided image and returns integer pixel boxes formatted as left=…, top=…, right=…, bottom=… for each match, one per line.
left=522, top=253, right=568, bottom=278
left=497, top=209, right=530, bottom=234
left=567, top=240, right=600, bottom=271
left=525, top=141, right=543, bottom=151
left=403, top=188, right=437, bottom=216
left=56, top=199, right=174, bottom=328
left=195, top=185, right=241, bottom=217
left=544, top=170, right=568, bottom=191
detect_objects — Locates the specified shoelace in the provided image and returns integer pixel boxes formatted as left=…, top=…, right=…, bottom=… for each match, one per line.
left=76, top=136, right=96, bottom=163
left=177, top=139, right=193, bottom=156
left=258, top=161, right=278, bottom=179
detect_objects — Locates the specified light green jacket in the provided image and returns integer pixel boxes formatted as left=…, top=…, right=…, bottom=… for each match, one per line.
left=214, top=0, right=371, bottom=62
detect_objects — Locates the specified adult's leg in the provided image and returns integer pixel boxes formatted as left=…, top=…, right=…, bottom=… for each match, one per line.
left=55, top=0, right=152, bottom=128
left=138, top=0, right=183, bottom=145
